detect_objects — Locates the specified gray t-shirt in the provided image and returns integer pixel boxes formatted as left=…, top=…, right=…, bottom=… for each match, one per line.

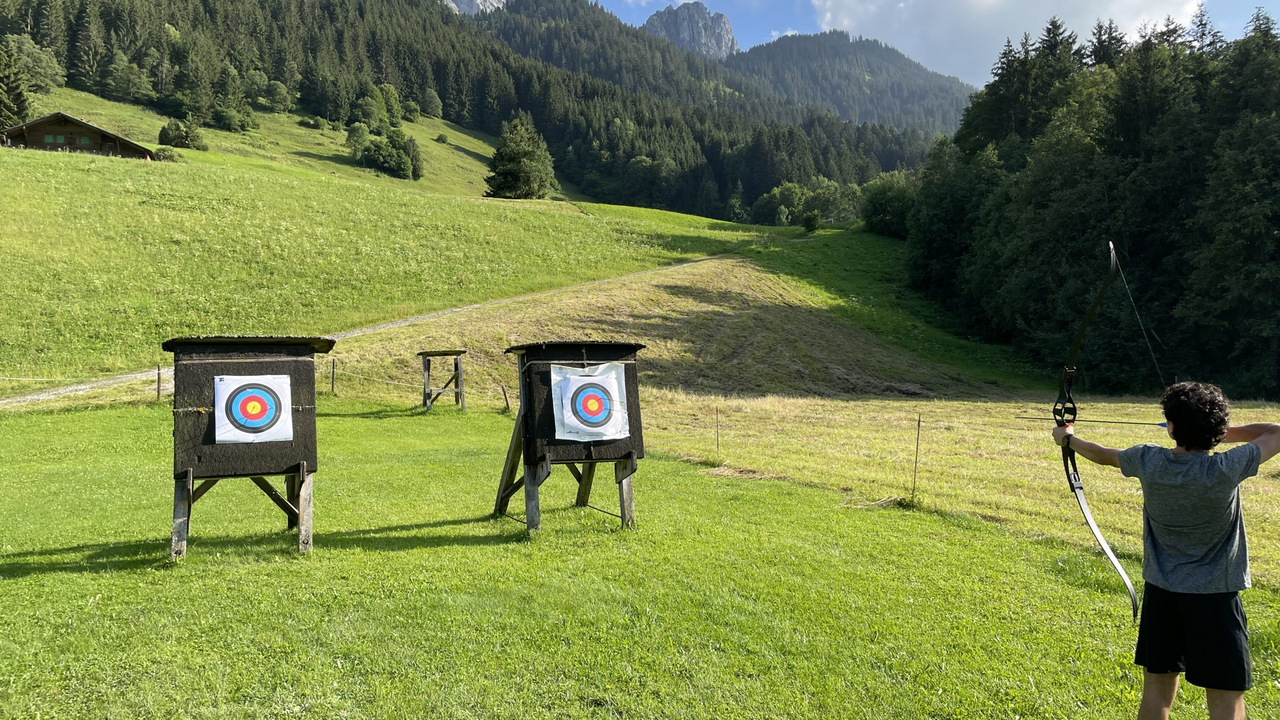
left=1119, top=442, right=1262, bottom=594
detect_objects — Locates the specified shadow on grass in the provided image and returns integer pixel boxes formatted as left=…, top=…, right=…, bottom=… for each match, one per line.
left=574, top=281, right=974, bottom=399
left=316, top=405, right=433, bottom=420
left=0, top=515, right=517, bottom=579
left=450, top=144, right=491, bottom=166
left=291, top=150, right=358, bottom=167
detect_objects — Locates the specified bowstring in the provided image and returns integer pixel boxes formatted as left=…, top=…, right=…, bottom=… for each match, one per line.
left=1112, top=248, right=1168, bottom=389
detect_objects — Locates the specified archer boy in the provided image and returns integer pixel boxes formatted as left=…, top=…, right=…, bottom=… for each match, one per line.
left=1052, top=382, right=1280, bottom=720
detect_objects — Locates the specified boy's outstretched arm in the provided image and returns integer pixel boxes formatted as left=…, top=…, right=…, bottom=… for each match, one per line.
left=1224, top=423, right=1280, bottom=464
left=1051, top=425, right=1121, bottom=468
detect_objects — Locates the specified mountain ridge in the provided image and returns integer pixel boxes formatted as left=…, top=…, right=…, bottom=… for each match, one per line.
left=726, top=31, right=975, bottom=134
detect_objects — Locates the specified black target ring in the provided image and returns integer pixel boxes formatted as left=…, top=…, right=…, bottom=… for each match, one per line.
left=570, top=382, right=615, bottom=429
left=224, top=383, right=284, bottom=434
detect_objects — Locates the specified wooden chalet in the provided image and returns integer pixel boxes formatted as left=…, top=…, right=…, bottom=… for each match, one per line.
left=1, top=112, right=154, bottom=160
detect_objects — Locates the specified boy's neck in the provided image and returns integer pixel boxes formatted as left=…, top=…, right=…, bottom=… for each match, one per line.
left=1173, top=445, right=1207, bottom=456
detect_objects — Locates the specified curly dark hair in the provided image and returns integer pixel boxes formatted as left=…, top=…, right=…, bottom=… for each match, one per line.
left=1161, top=382, right=1231, bottom=451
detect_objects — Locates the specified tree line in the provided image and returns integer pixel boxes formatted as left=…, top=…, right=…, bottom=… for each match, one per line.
left=879, top=7, right=1280, bottom=400
left=0, top=0, right=931, bottom=216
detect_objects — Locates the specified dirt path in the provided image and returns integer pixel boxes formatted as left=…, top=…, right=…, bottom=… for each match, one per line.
left=0, top=256, right=725, bottom=410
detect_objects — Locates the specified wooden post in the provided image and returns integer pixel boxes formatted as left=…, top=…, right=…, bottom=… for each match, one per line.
left=286, top=473, right=301, bottom=530
left=156, top=364, right=162, bottom=401
left=297, top=461, right=313, bottom=554
left=330, top=358, right=336, bottom=396
left=615, top=455, right=637, bottom=529
left=523, top=458, right=550, bottom=533
left=575, top=463, right=597, bottom=507
left=455, top=355, right=466, bottom=411
left=422, top=357, right=433, bottom=409
left=170, top=469, right=193, bottom=560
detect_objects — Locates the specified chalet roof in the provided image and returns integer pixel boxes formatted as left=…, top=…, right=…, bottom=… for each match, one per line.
left=1, top=111, right=155, bottom=159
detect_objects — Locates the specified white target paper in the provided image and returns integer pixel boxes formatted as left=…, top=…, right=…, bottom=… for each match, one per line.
left=214, top=375, right=294, bottom=444
left=550, top=363, right=630, bottom=442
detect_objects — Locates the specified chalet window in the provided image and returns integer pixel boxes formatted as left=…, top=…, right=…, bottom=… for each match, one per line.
left=44, top=134, right=53, bottom=143
left=56, top=135, right=64, bottom=143
left=79, top=137, right=90, bottom=145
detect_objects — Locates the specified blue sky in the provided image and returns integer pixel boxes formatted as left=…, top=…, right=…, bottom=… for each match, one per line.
left=601, top=1, right=1271, bottom=85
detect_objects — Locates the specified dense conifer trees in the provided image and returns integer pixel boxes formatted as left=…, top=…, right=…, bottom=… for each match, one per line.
left=905, top=7, right=1280, bottom=399
left=0, top=0, right=928, bottom=211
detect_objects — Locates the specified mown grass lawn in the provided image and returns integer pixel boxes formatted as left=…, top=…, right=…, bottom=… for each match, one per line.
left=4, top=400, right=1276, bottom=719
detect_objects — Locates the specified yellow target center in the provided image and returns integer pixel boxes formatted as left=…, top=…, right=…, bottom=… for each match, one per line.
left=246, top=401, right=262, bottom=415
left=586, top=397, right=601, bottom=413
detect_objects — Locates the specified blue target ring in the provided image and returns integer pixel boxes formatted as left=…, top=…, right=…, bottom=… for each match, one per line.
left=225, top=383, right=282, bottom=434
left=571, top=382, right=614, bottom=428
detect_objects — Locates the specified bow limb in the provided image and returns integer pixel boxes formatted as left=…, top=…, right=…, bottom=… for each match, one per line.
left=1054, top=243, right=1139, bottom=622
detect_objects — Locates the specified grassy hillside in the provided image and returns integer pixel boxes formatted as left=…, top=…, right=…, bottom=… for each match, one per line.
left=32, top=88, right=533, bottom=198
left=2, top=91, right=761, bottom=390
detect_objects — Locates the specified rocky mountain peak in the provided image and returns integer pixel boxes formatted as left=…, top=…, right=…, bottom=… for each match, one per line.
left=442, top=0, right=508, bottom=15
left=643, top=2, right=739, bottom=61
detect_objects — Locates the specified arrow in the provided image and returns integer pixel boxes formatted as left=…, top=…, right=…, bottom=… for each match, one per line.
left=1015, top=416, right=1166, bottom=428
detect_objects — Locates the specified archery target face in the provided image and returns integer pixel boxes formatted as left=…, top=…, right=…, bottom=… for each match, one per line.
left=214, top=375, right=294, bottom=444
left=551, top=363, right=629, bottom=442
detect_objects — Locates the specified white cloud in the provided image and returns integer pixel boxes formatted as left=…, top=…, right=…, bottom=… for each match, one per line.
left=770, top=27, right=800, bottom=40
left=808, top=0, right=1201, bottom=84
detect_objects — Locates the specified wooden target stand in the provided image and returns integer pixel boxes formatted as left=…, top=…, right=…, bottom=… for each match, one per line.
left=164, top=336, right=335, bottom=559
left=417, top=349, right=466, bottom=411
left=492, top=342, right=645, bottom=533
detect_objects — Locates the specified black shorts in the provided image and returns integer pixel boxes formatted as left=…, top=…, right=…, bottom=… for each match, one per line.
left=1135, top=582, right=1251, bottom=691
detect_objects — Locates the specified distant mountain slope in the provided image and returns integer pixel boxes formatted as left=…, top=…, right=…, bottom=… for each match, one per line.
left=643, top=1, right=739, bottom=61
left=481, top=0, right=786, bottom=122
left=726, top=31, right=975, bottom=134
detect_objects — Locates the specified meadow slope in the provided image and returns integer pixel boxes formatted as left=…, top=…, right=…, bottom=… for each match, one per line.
left=3, top=91, right=764, bottom=389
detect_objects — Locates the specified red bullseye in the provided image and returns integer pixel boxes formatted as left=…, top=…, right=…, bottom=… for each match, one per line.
left=239, top=395, right=269, bottom=421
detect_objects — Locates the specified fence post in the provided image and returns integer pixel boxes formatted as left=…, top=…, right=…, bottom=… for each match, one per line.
left=331, top=358, right=336, bottom=397
left=910, top=414, right=922, bottom=505
left=156, top=364, right=161, bottom=400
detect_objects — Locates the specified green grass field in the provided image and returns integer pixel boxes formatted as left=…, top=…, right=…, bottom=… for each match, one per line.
left=4, top=93, right=1280, bottom=718
left=3, top=400, right=1276, bottom=719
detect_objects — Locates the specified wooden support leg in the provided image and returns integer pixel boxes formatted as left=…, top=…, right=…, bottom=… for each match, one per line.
left=422, top=358, right=433, bottom=410
left=494, top=417, right=524, bottom=515
left=170, top=469, right=193, bottom=560
left=615, top=455, right=637, bottom=529
left=297, top=462, right=313, bottom=554
left=523, top=458, right=551, bottom=534
left=575, top=463, right=597, bottom=507
left=286, top=474, right=300, bottom=530
left=455, top=355, right=466, bottom=411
